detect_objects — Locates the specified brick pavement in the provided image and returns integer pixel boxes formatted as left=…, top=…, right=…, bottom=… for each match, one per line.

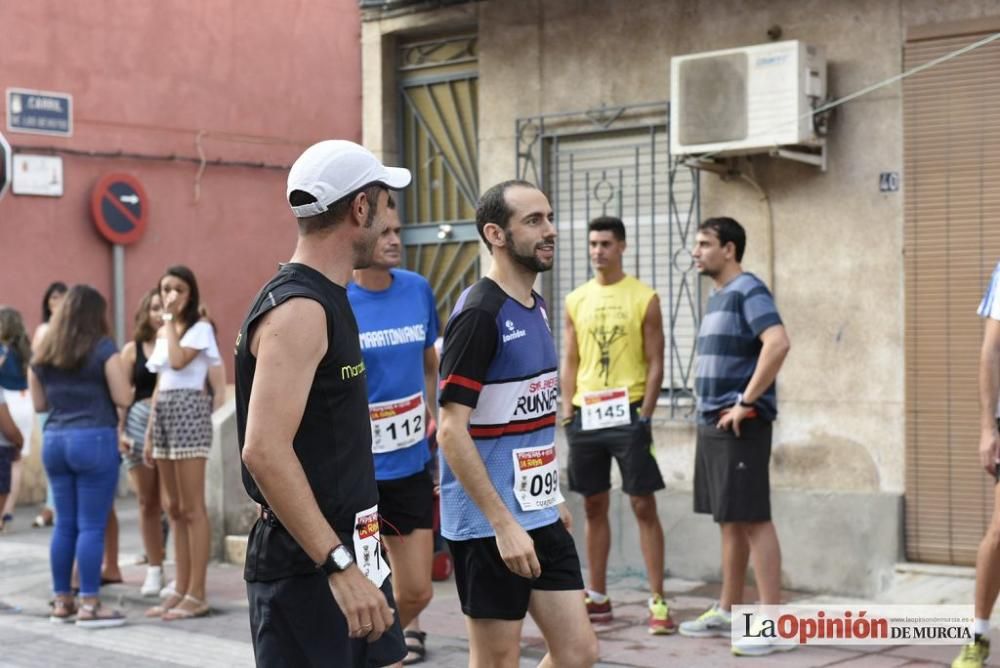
left=0, top=498, right=981, bottom=666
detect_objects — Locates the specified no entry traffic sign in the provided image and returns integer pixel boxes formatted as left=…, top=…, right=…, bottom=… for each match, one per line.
left=90, top=173, right=149, bottom=245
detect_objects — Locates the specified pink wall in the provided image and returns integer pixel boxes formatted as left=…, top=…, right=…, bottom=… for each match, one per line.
left=0, top=0, right=363, bottom=374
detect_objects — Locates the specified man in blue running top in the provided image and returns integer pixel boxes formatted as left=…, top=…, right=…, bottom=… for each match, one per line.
left=437, top=180, right=598, bottom=667
left=348, top=197, right=439, bottom=665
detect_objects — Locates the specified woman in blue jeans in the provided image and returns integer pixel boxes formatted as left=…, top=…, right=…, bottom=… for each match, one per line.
left=29, top=285, right=132, bottom=628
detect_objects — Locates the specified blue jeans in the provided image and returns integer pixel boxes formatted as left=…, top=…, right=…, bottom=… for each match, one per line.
left=43, top=427, right=120, bottom=597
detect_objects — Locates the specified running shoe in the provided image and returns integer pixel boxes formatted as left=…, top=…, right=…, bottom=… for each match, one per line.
left=731, top=613, right=796, bottom=657
left=648, top=594, right=677, bottom=635
left=585, top=594, right=613, bottom=623
left=679, top=602, right=732, bottom=638
left=952, top=637, right=990, bottom=668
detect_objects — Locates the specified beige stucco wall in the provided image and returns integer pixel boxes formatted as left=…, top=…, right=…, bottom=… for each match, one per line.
left=362, top=0, right=1000, bottom=498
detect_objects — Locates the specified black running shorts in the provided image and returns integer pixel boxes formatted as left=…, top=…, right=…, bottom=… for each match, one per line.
left=377, top=468, right=435, bottom=536
left=566, top=402, right=666, bottom=497
left=694, top=417, right=773, bottom=523
left=247, top=569, right=405, bottom=668
left=447, top=520, right=584, bottom=620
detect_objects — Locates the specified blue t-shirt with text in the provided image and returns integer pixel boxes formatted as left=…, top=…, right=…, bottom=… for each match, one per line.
left=347, top=269, right=439, bottom=480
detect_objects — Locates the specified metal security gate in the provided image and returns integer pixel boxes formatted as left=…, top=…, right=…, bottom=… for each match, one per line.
left=398, top=34, right=480, bottom=325
left=516, top=103, right=701, bottom=418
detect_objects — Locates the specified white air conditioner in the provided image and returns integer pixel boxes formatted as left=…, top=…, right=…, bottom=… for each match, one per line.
left=670, top=40, right=826, bottom=157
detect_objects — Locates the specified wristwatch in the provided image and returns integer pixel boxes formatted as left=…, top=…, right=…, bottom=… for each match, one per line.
left=637, top=416, right=652, bottom=426
left=161, top=313, right=174, bottom=322
left=736, top=393, right=754, bottom=408
left=317, top=544, right=354, bottom=575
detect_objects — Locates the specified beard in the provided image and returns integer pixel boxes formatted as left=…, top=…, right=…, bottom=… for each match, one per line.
left=505, top=230, right=555, bottom=273
left=352, top=216, right=381, bottom=269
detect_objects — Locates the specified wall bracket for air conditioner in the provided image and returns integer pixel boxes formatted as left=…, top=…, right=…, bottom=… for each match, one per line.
left=768, top=144, right=826, bottom=171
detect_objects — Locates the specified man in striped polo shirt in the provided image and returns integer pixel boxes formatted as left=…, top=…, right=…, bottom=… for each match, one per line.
left=437, top=180, right=598, bottom=667
left=679, top=217, right=791, bottom=658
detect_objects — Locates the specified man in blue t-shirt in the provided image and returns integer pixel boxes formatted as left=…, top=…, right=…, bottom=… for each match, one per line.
left=680, top=217, right=792, bottom=658
left=437, top=180, right=597, bottom=667
left=348, top=196, right=439, bottom=665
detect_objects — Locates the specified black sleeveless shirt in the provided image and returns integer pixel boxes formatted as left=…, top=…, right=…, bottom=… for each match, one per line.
left=235, top=262, right=377, bottom=582
left=133, top=340, right=157, bottom=402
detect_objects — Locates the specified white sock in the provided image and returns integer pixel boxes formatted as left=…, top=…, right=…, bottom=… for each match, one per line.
left=147, top=565, right=162, bottom=573
left=975, top=618, right=990, bottom=637
left=587, top=590, right=608, bottom=604
left=718, top=606, right=732, bottom=620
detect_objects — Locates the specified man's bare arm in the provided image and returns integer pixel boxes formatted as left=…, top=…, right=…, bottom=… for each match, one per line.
left=978, top=318, right=1000, bottom=474
left=438, top=401, right=541, bottom=578
left=423, top=346, right=439, bottom=423
left=242, top=298, right=335, bottom=561
left=560, top=309, right=580, bottom=420
left=640, top=295, right=665, bottom=419
left=742, top=324, right=791, bottom=403
left=717, top=324, right=791, bottom=436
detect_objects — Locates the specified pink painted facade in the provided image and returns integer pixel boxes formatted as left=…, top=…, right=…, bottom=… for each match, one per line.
left=0, top=0, right=363, bottom=373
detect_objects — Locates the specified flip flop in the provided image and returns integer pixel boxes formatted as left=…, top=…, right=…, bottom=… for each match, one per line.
left=162, top=595, right=210, bottom=621
left=402, top=629, right=427, bottom=665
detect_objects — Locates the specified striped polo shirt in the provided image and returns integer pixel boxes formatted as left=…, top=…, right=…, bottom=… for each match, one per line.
left=695, top=272, right=783, bottom=424
left=438, top=277, right=560, bottom=540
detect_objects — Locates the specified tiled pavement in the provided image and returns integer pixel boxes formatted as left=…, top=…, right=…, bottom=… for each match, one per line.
left=0, top=499, right=987, bottom=666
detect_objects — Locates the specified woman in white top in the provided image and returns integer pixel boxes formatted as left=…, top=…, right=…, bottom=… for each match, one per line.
left=143, top=266, right=221, bottom=620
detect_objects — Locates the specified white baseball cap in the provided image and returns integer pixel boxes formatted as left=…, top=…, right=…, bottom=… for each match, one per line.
left=286, top=140, right=412, bottom=218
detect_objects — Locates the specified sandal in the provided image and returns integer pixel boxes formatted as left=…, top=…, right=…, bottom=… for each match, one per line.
left=162, top=595, right=210, bottom=621
left=76, top=601, right=125, bottom=628
left=49, top=598, right=77, bottom=624
left=145, top=592, right=183, bottom=618
left=402, top=629, right=427, bottom=665
left=32, top=512, right=53, bottom=528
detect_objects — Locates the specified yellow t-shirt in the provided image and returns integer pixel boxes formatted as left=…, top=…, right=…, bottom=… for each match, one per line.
left=565, top=275, right=656, bottom=406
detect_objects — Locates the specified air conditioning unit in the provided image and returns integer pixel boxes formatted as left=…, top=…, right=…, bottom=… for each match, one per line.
left=670, top=40, right=826, bottom=158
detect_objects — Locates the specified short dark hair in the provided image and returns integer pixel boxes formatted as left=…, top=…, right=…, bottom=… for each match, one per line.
left=698, top=217, right=746, bottom=262
left=588, top=216, right=626, bottom=241
left=475, top=180, right=538, bottom=252
left=290, top=182, right=385, bottom=235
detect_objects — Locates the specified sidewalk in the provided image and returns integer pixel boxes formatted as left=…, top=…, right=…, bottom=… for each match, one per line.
left=0, top=497, right=983, bottom=667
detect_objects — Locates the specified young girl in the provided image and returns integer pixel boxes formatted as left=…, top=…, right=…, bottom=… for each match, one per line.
left=30, top=285, right=131, bottom=627
left=0, top=307, right=33, bottom=530
left=119, top=288, right=167, bottom=596
left=144, top=266, right=220, bottom=620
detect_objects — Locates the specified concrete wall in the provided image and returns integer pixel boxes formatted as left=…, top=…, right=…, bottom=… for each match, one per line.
left=360, top=0, right=1000, bottom=594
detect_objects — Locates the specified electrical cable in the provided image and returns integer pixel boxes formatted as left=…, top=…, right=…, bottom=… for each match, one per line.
left=6, top=144, right=290, bottom=171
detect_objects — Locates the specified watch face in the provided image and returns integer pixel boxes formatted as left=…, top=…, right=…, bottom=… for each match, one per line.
left=332, top=546, right=354, bottom=570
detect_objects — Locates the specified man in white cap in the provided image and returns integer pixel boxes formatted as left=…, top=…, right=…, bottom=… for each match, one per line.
left=235, top=140, right=411, bottom=666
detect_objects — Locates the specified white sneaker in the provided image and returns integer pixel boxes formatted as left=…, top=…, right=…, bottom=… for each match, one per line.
left=679, top=602, right=732, bottom=638
left=140, top=567, right=164, bottom=597
left=159, top=579, right=178, bottom=600
left=731, top=613, right=797, bottom=657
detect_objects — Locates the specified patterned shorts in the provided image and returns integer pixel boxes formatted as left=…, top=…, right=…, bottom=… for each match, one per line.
left=123, top=399, right=151, bottom=470
left=152, top=389, right=212, bottom=460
